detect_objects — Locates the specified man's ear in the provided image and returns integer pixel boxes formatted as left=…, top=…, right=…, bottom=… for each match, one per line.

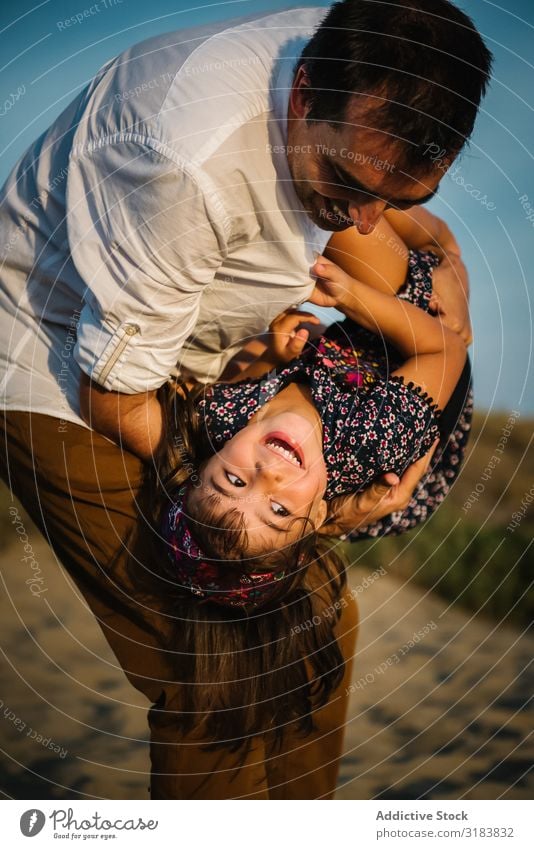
left=289, top=63, right=312, bottom=121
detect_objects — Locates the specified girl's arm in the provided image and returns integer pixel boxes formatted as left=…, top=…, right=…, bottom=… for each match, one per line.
left=312, top=255, right=466, bottom=411
left=384, top=207, right=461, bottom=256
left=325, top=208, right=472, bottom=344
left=324, top=207, right=459, bottom=290
left=324, top=214, right=409, bottom=295
left=385, top=208, right=471, bottom=343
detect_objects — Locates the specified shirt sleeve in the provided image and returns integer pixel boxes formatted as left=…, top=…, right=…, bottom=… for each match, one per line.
left=331, top=374, right=440, bottom=497
left=66, top=139, right=230, bottom=393
left=348, top=363, right=473, bottom=541
left=364, top=375, right=440, bottom=474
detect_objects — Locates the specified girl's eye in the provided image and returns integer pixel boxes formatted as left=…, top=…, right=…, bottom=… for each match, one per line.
left=226, top=471, right=246, bottom=487
left=271, top=501, right=290, bottom=517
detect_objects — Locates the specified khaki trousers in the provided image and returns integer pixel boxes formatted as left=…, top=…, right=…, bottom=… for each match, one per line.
left=0, top=411, right=358, bottom=799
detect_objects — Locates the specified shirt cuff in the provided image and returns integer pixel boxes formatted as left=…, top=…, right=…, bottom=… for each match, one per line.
left=74, top=303, right=157, bottom=393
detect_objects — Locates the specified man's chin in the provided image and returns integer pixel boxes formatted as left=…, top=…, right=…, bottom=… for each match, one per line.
left=302, top=196, right=356, bottom=231
left=306, top=210, right=354, bottom=232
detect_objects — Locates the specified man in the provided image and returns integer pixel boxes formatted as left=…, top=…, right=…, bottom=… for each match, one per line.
left=0, top=1, right=491, bottom=798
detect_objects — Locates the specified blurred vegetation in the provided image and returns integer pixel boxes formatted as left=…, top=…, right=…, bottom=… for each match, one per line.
left=1, top=411, right=532, bottom=627
left=347, top=411, right=533, bottom=628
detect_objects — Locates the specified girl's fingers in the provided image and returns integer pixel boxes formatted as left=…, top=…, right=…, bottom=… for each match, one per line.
left=288, top=312, right=321, bottom=325
left=288, top=328, right=309, bottom=351
left=313, top=254, right=345, bottom=278
left=312, top=256, right=354, bottom=298
left=313, top=256, right=331, bottom=275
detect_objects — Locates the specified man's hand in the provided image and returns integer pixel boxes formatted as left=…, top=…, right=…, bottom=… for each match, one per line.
left=320, top=440, right=439, bottom=537
left=429, top=250, right=472, bottom=345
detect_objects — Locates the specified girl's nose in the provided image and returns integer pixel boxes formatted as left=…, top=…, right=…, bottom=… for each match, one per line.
left=256, top=451, right=295, bottom=484
left=257, top=460, right=284, bottom=484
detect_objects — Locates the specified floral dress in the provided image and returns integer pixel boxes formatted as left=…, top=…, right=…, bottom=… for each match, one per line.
left=198, top=250, right=472, bottom=539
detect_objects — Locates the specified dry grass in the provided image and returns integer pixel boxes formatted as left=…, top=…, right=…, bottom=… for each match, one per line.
left=348, top=412, right=533, bottom=627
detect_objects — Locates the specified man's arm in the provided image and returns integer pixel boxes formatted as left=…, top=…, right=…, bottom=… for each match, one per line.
left=67, top=143, right=228, bottom=450
left=79, top=373, right=163, bottom=461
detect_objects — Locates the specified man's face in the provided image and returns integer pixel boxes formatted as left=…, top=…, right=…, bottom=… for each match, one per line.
left=286, top=66, right=449, bottom=234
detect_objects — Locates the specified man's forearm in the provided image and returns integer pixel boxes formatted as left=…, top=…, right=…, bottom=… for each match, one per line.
left=114, top=394, right=164, bottom=461
left=79, top=374, right=164, bottom=461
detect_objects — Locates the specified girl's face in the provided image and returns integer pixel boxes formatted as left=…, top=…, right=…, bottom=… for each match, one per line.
left=188, top=410, right=328, bottom=553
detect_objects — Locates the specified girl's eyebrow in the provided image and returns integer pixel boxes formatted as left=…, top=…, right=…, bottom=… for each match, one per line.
left=260, top=515, right=290, bottom=533
left=209, top=476, right=231, bottom=497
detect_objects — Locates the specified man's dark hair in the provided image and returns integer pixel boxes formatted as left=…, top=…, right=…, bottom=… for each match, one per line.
left=298, top=0, right=493, bottom=170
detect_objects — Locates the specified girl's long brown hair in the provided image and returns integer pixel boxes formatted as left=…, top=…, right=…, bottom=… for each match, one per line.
left=129, top=380, right=349, bottom=762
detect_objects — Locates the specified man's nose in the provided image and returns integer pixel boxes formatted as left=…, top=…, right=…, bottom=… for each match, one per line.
left=349, top=199, right=387, bottom=235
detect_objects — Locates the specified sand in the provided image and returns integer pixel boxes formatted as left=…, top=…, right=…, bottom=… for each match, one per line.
left=1, top=531, right=532, bottom=799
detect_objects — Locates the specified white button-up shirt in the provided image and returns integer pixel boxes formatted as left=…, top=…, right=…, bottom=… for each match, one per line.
left=0, top=6, right=331, bottom=427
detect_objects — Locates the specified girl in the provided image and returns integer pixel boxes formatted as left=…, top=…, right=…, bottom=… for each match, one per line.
left=130, top=210, right=472, bottom=770
left=153, top=210, right=470, bottom=588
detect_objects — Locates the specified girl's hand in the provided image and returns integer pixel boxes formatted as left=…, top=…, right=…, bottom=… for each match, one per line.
left=266, top=309, right=321, bottom=364
left=309, top=255, right=380, bottom=332
left=308, top=255, right=356, bottom=309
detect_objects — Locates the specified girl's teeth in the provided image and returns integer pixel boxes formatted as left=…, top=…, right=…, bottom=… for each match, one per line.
left=266, top=441, right=301, bottom=466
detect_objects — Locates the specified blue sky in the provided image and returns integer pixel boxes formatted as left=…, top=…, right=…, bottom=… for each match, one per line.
left=1, top=0, right=533, bottom=414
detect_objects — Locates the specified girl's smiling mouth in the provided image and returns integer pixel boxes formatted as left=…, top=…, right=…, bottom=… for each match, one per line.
left=263, top=432, right=304, bottom=468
